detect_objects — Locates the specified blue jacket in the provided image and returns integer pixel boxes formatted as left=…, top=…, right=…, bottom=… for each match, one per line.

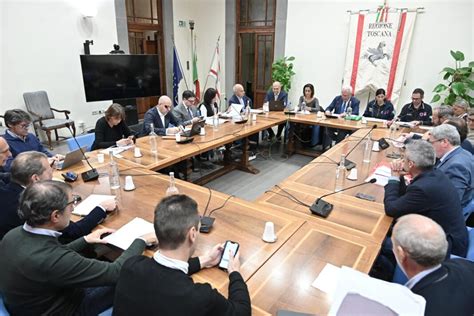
left=363, top=100, right=395, bottom=120
left=228, top=94, right=252, bottom=110
left=325, top=96, right=360, bottom=115
left=142, top=107, right=181, bottom=136
left=384, top=169, right=468, bottom=257
left=264, top=90, right=288, bottom=104
left=411, top=259, right=474, bottom=316
left=2, top=131, right=52, bottom=170
left=435, top=147, right=474, bottom=208
left=0, top=182, right=107, bottom=242
left=399, top=102, right=432, bottom=124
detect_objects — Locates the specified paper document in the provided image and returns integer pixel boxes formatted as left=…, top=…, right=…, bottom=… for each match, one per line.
left=250, top=109, right=263, bottom=114
left=205, top=118, right=227, bottom=125
left=228, top=103, right=243, bottom=117
left=72, top=194, right=115, bottom=216
left=100, top=145, right=133, bottom=156
left=328, top=266, right=425, bottom=315
left=366, top=163, right=392, bottom=186
left=311, top=263, right=341, bottom=296
left=103, top=217, right=154, bottom=250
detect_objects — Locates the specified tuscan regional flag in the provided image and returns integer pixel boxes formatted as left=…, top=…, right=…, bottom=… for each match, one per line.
left=342, top=8, right=418, bottom=107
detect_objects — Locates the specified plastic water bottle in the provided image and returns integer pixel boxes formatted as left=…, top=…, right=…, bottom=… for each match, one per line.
left=345, top=105, right=352, bottom=120
left=363, top=134, right=372, bottom=163
left=334, top=154, right=346, bottom=192
left=165, top=172, right=179, bottom=196
left=301, top=101, right=306, bottom=112
left=245, top=100, right=251, bottom=119
left=212, top=114, right=219, bottom=131
left=149, top=123, right=158, bottom=154
left=108, top=151, right=120, bottom=189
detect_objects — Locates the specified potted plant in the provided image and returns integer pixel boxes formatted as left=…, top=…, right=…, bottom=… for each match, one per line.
left=271, top=56, right=296, bottom=92
left=431, top=50, right=474, bottom=107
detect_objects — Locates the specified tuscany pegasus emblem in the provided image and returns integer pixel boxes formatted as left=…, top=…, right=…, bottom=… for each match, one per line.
left=364, top=41, right=391, bottom=66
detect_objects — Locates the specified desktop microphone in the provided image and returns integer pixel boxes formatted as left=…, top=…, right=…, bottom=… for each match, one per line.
left=310, top=178, right=377, bottom=217
left=64, top=123, right=99, bottom=182
left=343, top=124, right=378, bottom=170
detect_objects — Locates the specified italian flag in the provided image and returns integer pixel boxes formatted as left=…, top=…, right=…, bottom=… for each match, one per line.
left=192, top=44, right=200, bottom=101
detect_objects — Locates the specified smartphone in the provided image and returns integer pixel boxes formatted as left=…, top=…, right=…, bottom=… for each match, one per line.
left=355, top=192, right=376, bottom=202
left=218, top=241, right=240, bottom=270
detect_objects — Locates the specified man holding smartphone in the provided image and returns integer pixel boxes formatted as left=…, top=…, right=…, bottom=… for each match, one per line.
left=113, top=194, right=251, bottom=316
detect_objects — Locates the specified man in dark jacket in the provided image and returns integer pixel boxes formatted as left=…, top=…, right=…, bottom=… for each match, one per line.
left=0, top=137, right=11, bottom=186
left=392, top=214, right=474, bottom=315
left=113, top=194, right=251, bottom=316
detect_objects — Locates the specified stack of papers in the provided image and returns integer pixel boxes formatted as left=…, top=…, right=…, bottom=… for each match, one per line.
left=103, top=217, right=154, bottom=250
left=205, top=117, right=227, bottom=125
left=366, top=163, right=392, bottom=186
left=72, top=194, right=115, bottom=216
left=100, top=145, right=133, bottom=156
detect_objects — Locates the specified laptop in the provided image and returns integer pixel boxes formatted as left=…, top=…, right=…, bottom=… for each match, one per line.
left=56, top=146, right=87, bottom=170
left=269, top=100, right=285, bottom=111
left=182, top=119, right=205, bottom=137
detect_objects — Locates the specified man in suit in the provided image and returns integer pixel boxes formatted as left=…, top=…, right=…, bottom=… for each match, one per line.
left=324, top=86, right=360, bottom=148
left=0, top=137, right=11, bottom=186
left=172, top=90, right=200, bottom=127
left=398, top=88, right=432, bottom=125
left=0, top=151, right=116, bottom=241
left=113, top=194, right=251, bottom=315
left=265, top=81, right=288, bottom=142
left=452, top=97, right=469, bottom=121
left=228, top=83, right=252, bottom=109
left=392, top=214, right=474, bottom=315
left=142, top=95, right=182, bottom=136
left=385, top=140, right=468, bottom=257
left=0, top=180, right=157, bottom=315
left=429, top=124, right=473, bottom=209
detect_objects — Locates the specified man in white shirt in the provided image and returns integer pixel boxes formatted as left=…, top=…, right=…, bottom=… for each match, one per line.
left=142, top=95, right=182, bottom=136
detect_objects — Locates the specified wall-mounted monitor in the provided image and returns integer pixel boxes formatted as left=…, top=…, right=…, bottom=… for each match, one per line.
left=80, top=54, right=161, bottom=102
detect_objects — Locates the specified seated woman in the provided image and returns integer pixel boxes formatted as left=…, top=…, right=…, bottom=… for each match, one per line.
left=298, top=83, right=323, bottom=112
left=198, top=88, right=219, bottom=119
left=363, top=88, right=395, bottom=120
left=2, top=109, right=60, bottom=170
left=91, top=103, right=133, bottom=150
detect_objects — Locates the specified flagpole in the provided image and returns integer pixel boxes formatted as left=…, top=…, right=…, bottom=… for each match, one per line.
left=203, top=35, right=220, bottom=93
left=189, top=20, right=195, bottom=93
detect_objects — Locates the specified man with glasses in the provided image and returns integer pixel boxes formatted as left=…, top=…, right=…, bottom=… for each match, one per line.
left=398, top=88, right=432, bottom=125
left=0, top=137, right=12, bottom=186
left=0, top=151, right=116, bottom=241
left=0, top=180, right=156, bottom=315
left=173, top=90, right=201, bottom=127
left=429, top=124, right=473, bottom=209
left=142, top=95, right=182, bottom=136
left=2, top=109, right=63, bottom=170
left=452, top=97, right=469, bottom=121
left=385, top=140, right=467, bottom=258
left=467, top=108, right=474, bottom=145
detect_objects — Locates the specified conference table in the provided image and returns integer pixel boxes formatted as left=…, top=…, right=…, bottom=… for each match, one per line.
left=61, top=113, right=397, bottom=315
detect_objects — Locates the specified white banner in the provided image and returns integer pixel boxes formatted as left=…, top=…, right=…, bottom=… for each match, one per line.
left=342, top=9, right=417, bottom=108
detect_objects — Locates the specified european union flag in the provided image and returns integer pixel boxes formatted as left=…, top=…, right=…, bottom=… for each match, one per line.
left=173, top=46, right=184, bottom=106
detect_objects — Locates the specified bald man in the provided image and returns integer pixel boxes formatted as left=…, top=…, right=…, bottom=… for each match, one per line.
left=265, top=82, right=288, bottom=141
left=142, top=95, right=182, bottom=136
left=0, top=137, right=12, bottom=185
left=392, top=214, right=474, bottom=315
left=228, top=84, right=252, bottom=109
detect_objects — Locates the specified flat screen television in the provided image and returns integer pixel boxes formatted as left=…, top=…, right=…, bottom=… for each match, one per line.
left=80, top=54, right=161, bottom=102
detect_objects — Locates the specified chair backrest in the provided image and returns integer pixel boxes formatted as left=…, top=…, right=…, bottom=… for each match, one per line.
left=23, top=91, right=54, bottom=121
left=66, top=133, right=95, bottom=152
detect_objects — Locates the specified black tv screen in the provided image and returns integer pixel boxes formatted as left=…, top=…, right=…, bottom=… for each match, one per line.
left=80, top=54, right=161, bottom=102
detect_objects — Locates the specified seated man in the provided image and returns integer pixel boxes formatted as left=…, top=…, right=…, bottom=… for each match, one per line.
left=429, top=124, right=473, bottom=209
left=142, top=95, right=182, bottom=136
left=0, top=137, right=12, bottom=186
left=452, top=97, right=469, bottom=121
left=172, top=90, right=201, bottom=127
left=324, top=86, right=360, bottom=148
left=431, top=105, right=453, bottom=126
left=385, top=140, right=468, bottom=257
left=398, top=88, right=432, bottom=125
left=265, top=81, right=288, bottom=142
left=444, top=117, right=474, bottom=155
left=113, top=194, right=251, bottom=315
left=2, top=109, right=62, bottom=170
left=392, top=214, right=474, bottom=315
left=228, top=83, right=252, bottom=110
left=0, top=151, right=115, bottom=241
left=0, top=180, right=156, bottom=315
left=467, top=108, right=474, bottom=145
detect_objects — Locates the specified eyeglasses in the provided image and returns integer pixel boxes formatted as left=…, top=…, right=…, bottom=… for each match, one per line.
left=17, top=123, right=31, bottom=129
left=185, top=98, right=196, bottom=104
left=428, top=138, right=443, bottom=144
left=66, top=195, right=82, bottom=208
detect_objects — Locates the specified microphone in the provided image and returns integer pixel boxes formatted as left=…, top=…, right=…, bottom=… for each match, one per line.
left=343, top=124, right=378, bottom=170
left=310, top=178, right=377, bottom=217
left=64, top=123, right=99, bottom=182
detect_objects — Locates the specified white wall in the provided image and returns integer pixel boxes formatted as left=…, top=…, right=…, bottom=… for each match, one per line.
left=172, top=0, right=226, bottom=104
left=285, top=0, right=473, bottom=113
left=0, top=0, right=118, bottom=134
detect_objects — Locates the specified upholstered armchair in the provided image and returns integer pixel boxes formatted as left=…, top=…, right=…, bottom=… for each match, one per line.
left=23, top=91, right=75, bottom=149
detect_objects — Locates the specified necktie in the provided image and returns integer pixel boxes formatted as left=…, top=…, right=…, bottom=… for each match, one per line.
left=342, top=102, right=347, bottom=113
left=187, top=107, right=193, bottom=119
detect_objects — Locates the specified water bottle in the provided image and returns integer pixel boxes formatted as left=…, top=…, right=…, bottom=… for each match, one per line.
left=165, top=172, right=179, bottom=196
left=345, top=105, right=352, bottom=120
left=301, top=100, right=306, bottom=112
left=245, top=100, right=251, bottom=119
left=149, top=123, right=158, bottom=154
left=334, top=154, right=346, bottom=192
left=212, top=114, right=219, bottom=131
left=363, top=134, right=372, bottom=163
left=108, top=151, right=120, bottom=189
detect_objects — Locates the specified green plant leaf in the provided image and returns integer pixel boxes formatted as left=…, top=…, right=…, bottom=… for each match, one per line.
left=451, top=82, right=466, bottom=96
left=287, top=56, right=295, bottom=61
left=441, top=67, right=456, bottom=74
left=468, top=80, right=474, bottom=90
left=445, top=94, right=456, bottom=105
left=431, top=94, right=441, bottom=103
left=469, top=61, right=474, bottom=68
left=433, top=84, right=448, bottom=93
left=450, top=50, right=465, bottom=61
left=443, top=72, right=452, bottom=80
left=458, top=67, right=472, bottom=75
